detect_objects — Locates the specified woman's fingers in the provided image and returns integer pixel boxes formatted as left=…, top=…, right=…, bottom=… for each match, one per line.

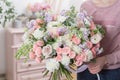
left=88, top=64, right=101, bottom=74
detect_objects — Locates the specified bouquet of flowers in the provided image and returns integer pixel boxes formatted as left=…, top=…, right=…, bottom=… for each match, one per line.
left=0, top=0, right=16, bottom=27
left=16, top=3, right=105, bottom=80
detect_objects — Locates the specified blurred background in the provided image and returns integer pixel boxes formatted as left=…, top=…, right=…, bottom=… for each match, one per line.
left=0, top=0, right=86, bottom=80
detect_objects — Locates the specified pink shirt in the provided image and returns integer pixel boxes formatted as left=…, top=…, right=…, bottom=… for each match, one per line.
left=81, top=0, right=120, bottom=69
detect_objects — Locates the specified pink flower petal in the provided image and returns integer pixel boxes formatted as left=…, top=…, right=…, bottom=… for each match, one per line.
left=87, top=41, right=93, bottom=49
left=56, top=48, right=62, bottom=55
left=35, top=47, right=42, bottom=57
left=35, top=57, right=42, bottom=63
left=69, top=51, right=76, bottom=58
left=29, top=52, right=36, bottom=59
left=62, top=47, right=71, bottom=55
left=56, top=55, right=62, bottom=62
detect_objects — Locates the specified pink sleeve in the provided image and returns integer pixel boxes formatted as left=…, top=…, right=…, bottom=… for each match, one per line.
left=106, top=46, right=120, bottom=65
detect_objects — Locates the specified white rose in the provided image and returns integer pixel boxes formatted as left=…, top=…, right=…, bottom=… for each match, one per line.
left=61, top=56, right=70, bottom=66
left=91, top=33, right=102, bottom=44
left=72, top=45, right=82, bottom=54
left=42, top=45, right=52, bottom=58
left=84, top=50, right=94, bottom=62
left=57, top=15, right=66, bottom=22
left=46, top=59, right=60, bottom=72
left=32, top=29, right=44, bottom=39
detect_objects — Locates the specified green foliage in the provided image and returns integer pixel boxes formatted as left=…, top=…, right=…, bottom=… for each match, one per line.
left=16, top=43, right=33, bottom=59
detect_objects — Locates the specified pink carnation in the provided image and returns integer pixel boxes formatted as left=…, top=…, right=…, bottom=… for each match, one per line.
left=29, top=52, right=36, bottom=59
left=72, top=35, right=81, bottom=45
left=35, top=47, right=42, bottom=57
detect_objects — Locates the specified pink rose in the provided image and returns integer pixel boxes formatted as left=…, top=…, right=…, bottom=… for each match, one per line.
left=56, top=47, right=62, bottom=55
left=75, top=60, right=83, bottom=67
left=69, top=51, right=76, bottom=59
left=35, top=47, right=42, bottom=57
left=62, top=47, right=71, bottom=55
left=36, top=19, right=44, bottom=24
left=72, top=35, right=81, bottom=45
left=29, top=52, right=36, bottom=59
left=87, top=41, right=93, bottom=49
left=56, top=55, right=62, bottom=62
left=36, top=40, right=44, bottom=47
left=91, top=47, right=97, bottom=57
left=76, top=53, right=86, bottom=61
left=35, top=57, right=42, bottom=63
left=33, top=44, right=38, bottom=52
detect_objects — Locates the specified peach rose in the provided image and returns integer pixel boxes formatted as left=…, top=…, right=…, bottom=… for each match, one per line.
left=36, top=19, right=44, bottom=24
left=72, top=35, right=81, bottom=45
left=29, top=52, right=36, bottom=59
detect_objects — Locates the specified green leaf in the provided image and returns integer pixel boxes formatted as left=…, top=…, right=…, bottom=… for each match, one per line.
left=16, top=43, right=33, bottom=59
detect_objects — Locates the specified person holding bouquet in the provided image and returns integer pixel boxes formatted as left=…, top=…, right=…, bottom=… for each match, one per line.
left=77, top=0, right=120, bottom=80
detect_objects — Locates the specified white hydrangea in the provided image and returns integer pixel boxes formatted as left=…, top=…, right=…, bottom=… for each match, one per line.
left=57, top=15, right=67, bottom=22
left=72, top=45, right=82, bottom=54
left=32, top=28, right=44, bottom=39
left=46, top=59, right=60, bottom=72
left=61, top=55, right=70, bottom=66
left=91, top=33, right=102, bottom=44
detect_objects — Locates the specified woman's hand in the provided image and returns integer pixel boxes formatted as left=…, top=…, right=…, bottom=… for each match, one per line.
left=88, top=56, right=106, bottom=74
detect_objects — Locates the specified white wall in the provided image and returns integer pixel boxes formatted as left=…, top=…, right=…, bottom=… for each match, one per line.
left=0, top=0, right=84, bottom=74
